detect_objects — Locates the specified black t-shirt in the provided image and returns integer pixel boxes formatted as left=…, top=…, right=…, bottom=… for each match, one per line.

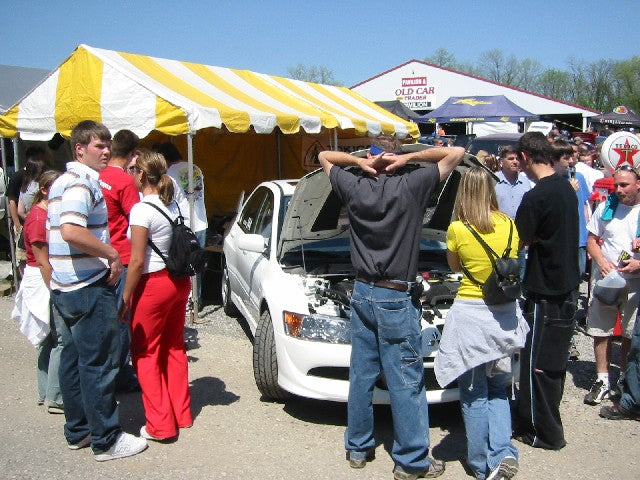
left=329, top=164, right=439, bottom=281
left=7, top=169, right=24, bottom=200
left=515, top=173, right=580, bottom=296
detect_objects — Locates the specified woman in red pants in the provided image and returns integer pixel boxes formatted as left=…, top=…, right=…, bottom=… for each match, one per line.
left=121, top=151, right=192, bottom=441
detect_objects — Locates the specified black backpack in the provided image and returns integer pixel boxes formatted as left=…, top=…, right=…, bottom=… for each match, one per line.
left=459, top=219, right=521, bottom=305
left=143, top=201, right=208, bottom=277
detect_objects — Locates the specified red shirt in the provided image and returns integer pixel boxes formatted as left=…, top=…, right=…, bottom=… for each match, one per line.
left=23, top=204, right=48, bottom=267
left=99, top=165, right=140, bottom=265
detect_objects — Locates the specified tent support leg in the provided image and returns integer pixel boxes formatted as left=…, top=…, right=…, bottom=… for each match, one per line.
left=187, top=132, right=197, bottom=324
left=0, top=137, right=17, bottom=292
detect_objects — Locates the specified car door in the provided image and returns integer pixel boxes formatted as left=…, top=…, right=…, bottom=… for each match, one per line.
left=245, top=192, right=274, bottom=320
left=231, top=187, right=273, bottom=319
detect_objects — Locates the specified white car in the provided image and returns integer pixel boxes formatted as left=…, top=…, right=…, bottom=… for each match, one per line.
left=222, top=149, right=480, bottom=403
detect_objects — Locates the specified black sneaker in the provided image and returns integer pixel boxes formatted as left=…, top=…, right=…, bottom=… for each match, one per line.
left=393, top=459, right=445, bottom=479
left=347, top=450, right=374, bottom=469
left=599, top=404, right=640, bottom=421
left=584, top=379, right=609, bottom=405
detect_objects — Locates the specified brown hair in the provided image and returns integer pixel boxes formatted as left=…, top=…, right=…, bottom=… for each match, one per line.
left=32, top=170, right=61, bottom=205
left=454, top=167, right=506, bottom=234
left=111, top=129, right=139, bottom=158
left=136, top=151, right=174, bottom=205
left=70, top=120, right=111, bottom=160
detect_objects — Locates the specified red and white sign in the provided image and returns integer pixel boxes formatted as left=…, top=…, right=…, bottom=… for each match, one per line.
left=395, top=76, right=436, bottom=109
left=600, top=131, right=640, bottom=173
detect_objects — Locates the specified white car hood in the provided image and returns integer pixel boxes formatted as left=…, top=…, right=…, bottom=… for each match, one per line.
left=278, top=148, right=483, bottom=259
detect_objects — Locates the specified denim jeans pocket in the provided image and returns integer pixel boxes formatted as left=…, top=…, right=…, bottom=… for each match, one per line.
left=52, top=289, right=88, bottom=324
left=399, top=340, right=423, bottom=387
left=378, top=298, right=417, bottom=341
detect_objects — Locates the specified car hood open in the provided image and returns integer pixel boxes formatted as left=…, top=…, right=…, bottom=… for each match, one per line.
left=278, top=146, right=483, bottom=258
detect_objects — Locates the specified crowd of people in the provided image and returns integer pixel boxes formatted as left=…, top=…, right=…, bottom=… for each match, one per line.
left=11, top=120, right=207, bottom=461
left=8, top=121, right=640, bottom=477
left=319, top=130, right=639, bottom=480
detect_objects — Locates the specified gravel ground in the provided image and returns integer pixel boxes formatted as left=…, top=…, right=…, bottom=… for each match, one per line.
left=0, top=283, right=638, bottom=480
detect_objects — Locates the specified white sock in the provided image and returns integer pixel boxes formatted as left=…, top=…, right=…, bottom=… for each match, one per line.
left=597, top=373, right=609, bottom=387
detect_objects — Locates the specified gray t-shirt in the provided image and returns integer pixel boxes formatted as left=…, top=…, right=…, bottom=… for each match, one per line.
left=330, top=164, right=439, bottom=281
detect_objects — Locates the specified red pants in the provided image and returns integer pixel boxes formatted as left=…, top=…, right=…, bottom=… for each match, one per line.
left=130, top=269, right=192, bottom=438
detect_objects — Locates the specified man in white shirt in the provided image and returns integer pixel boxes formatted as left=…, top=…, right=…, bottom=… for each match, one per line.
left=155, top=143, right=208, bottom=306
left=575, top=145, right=604, bottom=193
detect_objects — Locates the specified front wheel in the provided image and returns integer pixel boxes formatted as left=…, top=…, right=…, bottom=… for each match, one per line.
left=253, top=310, right=289, bottom=400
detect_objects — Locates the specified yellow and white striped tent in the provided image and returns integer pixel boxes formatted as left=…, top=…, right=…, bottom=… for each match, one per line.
left=0, top=44, right=418, bottom=214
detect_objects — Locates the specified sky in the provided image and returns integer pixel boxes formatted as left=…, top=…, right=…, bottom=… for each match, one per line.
left=2, top=0, right=639, bottom=87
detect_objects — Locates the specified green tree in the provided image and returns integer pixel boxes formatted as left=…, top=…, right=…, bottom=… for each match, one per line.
left=287, top=63, right=341, bottom=86
left=424, top=48, right=458, bottom=69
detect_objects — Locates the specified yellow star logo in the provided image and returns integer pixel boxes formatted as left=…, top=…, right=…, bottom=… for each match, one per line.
left=453, top=98, right=492, bottom=107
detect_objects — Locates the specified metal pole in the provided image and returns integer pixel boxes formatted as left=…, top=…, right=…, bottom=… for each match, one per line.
left=333, top=128, right=338, bottom=151
left=187, top=133, right=197, bottom=322
left=276, top=130, right=282, bottom=179
left=1, top=137, right=18, bottom=290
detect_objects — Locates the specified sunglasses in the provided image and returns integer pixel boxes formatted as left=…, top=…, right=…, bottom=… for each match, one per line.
left=127, top=166, right=141, bottom=173
left=615, top=164, right=640, bottom=177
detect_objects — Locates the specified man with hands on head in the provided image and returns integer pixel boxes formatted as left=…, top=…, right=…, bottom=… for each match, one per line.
left=318, top=137, right=464, bottom=480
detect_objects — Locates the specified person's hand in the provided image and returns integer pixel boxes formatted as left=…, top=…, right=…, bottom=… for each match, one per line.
left=13, top=224, right=22, bottom=236
left=358, top=153, right=397, bottom=176
left=569, top=178, right=579, bottom=191
left=119, top=299, right=131, bottom=323
left=598, top=260, right=616, bottom=277
left=632, top=237, right=640, bottom=252
left=618, top=258, right=640, bottom=274
left=106, top=255, right=123, bottom=286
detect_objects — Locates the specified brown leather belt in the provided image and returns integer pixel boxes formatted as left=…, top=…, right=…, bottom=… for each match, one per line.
left=356, top=276, right=409, bottom=292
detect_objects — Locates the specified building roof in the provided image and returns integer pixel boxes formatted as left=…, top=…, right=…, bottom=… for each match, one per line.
left=0, top=64, right=51, bottom=113
left=351, top=59, right=599, bottom=117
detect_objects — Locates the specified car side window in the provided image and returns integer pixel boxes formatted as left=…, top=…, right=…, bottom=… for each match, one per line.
left=238, top=188, right=268, bottom=234
left=254, top=192, right=274, bottom=240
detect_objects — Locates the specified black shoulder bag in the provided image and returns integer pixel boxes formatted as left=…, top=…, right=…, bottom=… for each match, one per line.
left=460, top=219, right=521, bottom=305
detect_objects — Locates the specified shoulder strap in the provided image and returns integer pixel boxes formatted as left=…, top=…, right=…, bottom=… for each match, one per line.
left=459, top=219, right=515, bottom=286
left=142, top=201, right=174, bottom=265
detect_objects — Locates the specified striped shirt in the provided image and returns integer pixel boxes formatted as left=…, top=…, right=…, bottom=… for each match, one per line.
left=47, top=161, right=110, bottom=291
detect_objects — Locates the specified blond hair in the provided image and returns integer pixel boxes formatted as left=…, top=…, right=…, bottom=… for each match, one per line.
left=453, top=167, right=506, bottom=234
left=136, top=151, right=175, bottom=205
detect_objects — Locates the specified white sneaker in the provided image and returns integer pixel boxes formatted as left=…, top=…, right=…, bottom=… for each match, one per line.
left=94, top=432, right=147, bottom=462
left=140, top=425, right=165, bottom=441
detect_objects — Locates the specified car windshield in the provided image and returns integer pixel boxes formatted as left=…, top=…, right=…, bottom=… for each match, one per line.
left=467, top=138, right=519, bottom=156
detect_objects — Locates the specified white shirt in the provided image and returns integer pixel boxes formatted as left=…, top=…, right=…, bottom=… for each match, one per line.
left=167, top=161, right=207, bottom=233
left=588, top=201, right=640, bottom=278
left=575, top=161, right=604, bottom=193
left=128, top=194, right=180, bottom=274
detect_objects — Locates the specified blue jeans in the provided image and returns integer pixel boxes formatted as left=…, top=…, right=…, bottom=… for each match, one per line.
left=620, top=309, right=640, bottom=414
left=458, top=365, right=518, bottom=479
left=37, top=305, right=63, bottom=406
left=345, top=281, right=431, bottom=472
left=51, top=279, right=122, bottom=453
left=113, top=266, right=138, bottom=388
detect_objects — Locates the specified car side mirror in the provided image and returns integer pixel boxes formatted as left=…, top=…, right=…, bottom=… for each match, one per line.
left=238, top=233, right=267, bottom=254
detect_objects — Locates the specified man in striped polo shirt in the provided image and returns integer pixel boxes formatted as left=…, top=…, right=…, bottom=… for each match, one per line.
left=48, top=120, right=147, bottom=461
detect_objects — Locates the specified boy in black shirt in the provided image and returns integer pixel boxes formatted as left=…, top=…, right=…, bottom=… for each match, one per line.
left=513, top=132, right=580, bottom=450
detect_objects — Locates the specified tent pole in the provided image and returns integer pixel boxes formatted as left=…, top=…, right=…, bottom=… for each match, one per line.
left=187, top=132, right=197, bottom=323
left=13, top=137, right=21, bottom=171
left=276, top=130, right=282, bottom=178
left=1, top=137, right=17, bottom=291
left=333, top=128, right=338, bottom=151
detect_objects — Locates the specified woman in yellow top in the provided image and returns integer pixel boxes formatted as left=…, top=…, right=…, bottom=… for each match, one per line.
left=434, top=167, right=529, bottom=480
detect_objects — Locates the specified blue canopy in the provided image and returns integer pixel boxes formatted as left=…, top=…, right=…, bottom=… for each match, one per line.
left=416, top=95, right=537, bottom=123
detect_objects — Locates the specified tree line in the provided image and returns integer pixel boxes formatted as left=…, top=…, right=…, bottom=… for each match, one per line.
left=288, top=49, right=640, bottom=114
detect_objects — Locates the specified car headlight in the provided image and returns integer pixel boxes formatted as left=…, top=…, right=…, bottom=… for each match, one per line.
left=283, top=311, right=351, bottom=344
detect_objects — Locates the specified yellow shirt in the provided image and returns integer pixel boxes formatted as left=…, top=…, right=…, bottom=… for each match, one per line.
left=446, top=213, right=520, bottom=299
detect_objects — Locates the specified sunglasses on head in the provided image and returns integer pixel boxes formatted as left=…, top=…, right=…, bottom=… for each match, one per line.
left=615, top=164, right=640, bottom=177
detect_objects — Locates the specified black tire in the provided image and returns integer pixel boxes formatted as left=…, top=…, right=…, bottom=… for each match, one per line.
left=221, top=259, right=238, bottom=317
left=253, top=310, right=289, bottom=400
